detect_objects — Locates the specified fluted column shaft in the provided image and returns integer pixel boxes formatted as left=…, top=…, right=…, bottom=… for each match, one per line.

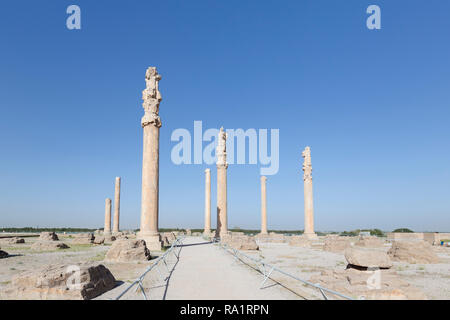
left=260, top=176, right=268, bottom=234
left=216, top=165, right=228, bottom=236
left=302, top=146, right=317, bottom=239
left=140, top=124, right=160, bottom=236
left=104, top=198, right=112, bottom=235
left=113, top=177, right=121, bottom=233
left=303, top=177, right=314, bottom=234
left=204, top=169, right=211, bottom=234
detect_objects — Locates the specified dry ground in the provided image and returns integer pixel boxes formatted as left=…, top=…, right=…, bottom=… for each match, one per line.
left=0, top=234, right=153, bottom=297
left=246, top=241, right=450, bottom=299
left=1, top=234, right=449, bottom=300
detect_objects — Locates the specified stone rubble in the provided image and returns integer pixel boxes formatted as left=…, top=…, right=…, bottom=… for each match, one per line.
left=388, top=240, right=440, bottom=264
left=38, top=232, right=59, bottom=241
left=221, top=234, right=259, bottom=251
left=2, top=263, right=116, bottom=300
left=31, top=241, right=70, bottom=251
left=71, top=233, right=95, bottom=245
left=104, top=239, right=151, bottom=262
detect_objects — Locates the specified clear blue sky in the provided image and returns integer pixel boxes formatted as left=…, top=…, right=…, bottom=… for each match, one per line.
left=1, top=1, right=449, bottom=232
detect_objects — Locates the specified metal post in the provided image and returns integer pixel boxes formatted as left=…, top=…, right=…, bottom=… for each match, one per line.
left=260, top=266, right=275, bottom=288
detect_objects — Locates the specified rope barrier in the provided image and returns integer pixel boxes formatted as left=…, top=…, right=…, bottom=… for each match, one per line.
left=217, top=241, right=354, bottom=300
left=115, top=237, right=184, bottom=300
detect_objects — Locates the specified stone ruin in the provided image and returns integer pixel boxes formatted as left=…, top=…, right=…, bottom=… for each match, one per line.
left=93, top=235, right=105, bottom=245
left=0, top=247, right=8, bottom=259
left=31, top=232, right=70, bottom=251
left=322, top=235, right=356, bottom=253
left=161, top=232, right=176, bottom=247
left=388, top=240, right=440, bottom=264
left=1, top=263, right=116, bottom=300
left=354, top=235, right=385, bottom=248
left=104, top=239, right=151, bottom=262
left=345, top=246, right=392, bottom=269
left=254, top=232, right=291, bottom=245
left=137, top=67, right=164, bottom=251
left=1, top=237, right=25, bottom=245
left=288, top=235, right=310, bottom=247
left=104, top=234, right=117, bottom=242
left=310, top=241, right=428, bottom=299
left=38, top=232, right=59, bottom=241
left=275, top=233, right=441, bottom=299
left=71, top=233, right=95, bottom=245
left=93, top=233, right=118, bottom=245
left=221, top=234, right=259, bottom=251
left=31, top=241, right=70, bottom=251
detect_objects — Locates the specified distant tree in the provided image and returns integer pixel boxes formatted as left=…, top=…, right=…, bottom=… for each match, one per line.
left=360, top=229, right=385, bottom=237
left=393, top=228, right=414, bottom=233
left=0, top=227, right=96, bottom=233
left=370, top=229, right=385, bottom=237
left=340, top=230, right=359, bottom=237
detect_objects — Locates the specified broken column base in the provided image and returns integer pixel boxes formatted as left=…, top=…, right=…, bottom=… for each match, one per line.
left=137, top=232, right=162, bottom=251
left=302, top=232, right=318, bottom=240
left=258, top=232, right=269, bottom=236
left=203, top=230, right=214, bottom=237
left=215, top=231, right=230, bottom=239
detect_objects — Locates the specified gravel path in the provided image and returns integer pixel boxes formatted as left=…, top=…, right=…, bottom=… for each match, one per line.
left=163, top=237, right=301, bottom=300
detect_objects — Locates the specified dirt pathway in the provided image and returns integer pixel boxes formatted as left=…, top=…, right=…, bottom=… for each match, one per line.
left=162, top=237, right=299, bottom=300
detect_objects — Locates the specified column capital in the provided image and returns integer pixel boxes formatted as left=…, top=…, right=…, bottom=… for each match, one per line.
left=141, top=112, right=162, bottom=128
left=216, top=127, right=227, bottom=167
left=302, top=146, right=312, bottom=181
left=141, top=67, right=162, bottom=128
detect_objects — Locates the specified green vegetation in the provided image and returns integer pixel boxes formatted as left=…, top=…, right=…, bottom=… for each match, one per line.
left=368, top=229, right=384, bottom=237
left=339, top=229, right=385, bottom=237
left=1, top=246, right=31, bottom=251
left=392, top=228, right=414, bottom=233
left=142, top=227, right=387, bottom=237
left=66, top=244, right=93, bottom=252
left=1, top=227, right=97, bottom=233
left=340, top=230, right=359, bottom=237
left=89, top=252, right=106, bottom=262
left=0, top=226, right=402, bottom=237
left=156, top=227, right=307, bottom=235
left=29, top=244, right=94, bottom=254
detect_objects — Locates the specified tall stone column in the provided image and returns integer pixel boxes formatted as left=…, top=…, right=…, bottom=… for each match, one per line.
left=112, top=177, right=121, bottom=233
left=104, top=198, right=112, bottom=235
left=260, top=176, right=268, bottom=235
left=204, top=168, right=211, bottom=235
left=302, top=146, right=317, bottom=239
left=138, top=67, right=163, bottom=250
left=215, top=127, right=228, bottom=238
